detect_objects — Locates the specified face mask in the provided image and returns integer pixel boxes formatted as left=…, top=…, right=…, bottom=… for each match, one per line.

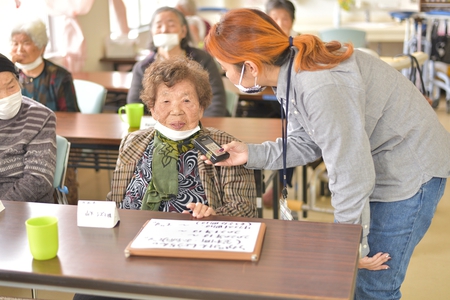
left=153, top=33, right=179, bottom=52
left=154, top=121, right=200, bottom=141
left=0, top=90, right=22, bottom=120
left=15, top=55, right=43, bottom=71
left=234, top=64, right=266, bottom=94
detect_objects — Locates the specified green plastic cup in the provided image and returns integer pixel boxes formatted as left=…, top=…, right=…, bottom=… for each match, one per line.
left=25, top=216, right=59, bottom=260
left=118, top=103, right=144, bottom=128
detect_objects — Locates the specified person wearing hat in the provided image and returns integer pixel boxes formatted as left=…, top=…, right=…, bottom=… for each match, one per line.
left=0, top=53, right=57, bottom=203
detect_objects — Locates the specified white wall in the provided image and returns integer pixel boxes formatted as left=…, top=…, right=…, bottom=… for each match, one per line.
left=77, top=0, right=111, bottom=71
left=0, top=0, right=110, bottom=72
left=0, top=0, right=49, bottom=58
left=195, top=0, right=419, bottom=32
left=194, top=0, right=414, bottom=56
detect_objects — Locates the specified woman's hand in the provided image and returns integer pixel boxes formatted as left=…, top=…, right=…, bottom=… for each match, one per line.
left=200, top=141, right=249, bottom=166
left=183, top=202, right=217, bottom=218
left=359, top=252, right=391, bottom=270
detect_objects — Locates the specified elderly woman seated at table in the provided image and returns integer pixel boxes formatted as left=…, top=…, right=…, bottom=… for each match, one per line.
left=10, top=19, right=79, bottom=112
left=0, top=53, right=56, bottom=203
left=127, top=6, right=227, bottom=117
left=10, top=19, right=80, bottom=205
left=107, top=57, right=257, bottom=218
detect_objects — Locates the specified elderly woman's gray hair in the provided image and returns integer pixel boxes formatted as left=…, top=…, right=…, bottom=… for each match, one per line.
left=140, top=56, right=212, bottom=111
left=11, top=19, right=49, bottom=50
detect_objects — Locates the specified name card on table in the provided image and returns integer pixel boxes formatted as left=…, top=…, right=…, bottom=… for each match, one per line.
left=0, top=200, right=4, bottom=213
left=140, top=116, right=157, bottom=130
left=77, top=200, right=120, bottom=228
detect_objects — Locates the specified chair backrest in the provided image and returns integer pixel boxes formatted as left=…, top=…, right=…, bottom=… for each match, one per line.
left=54, top=135, right=70, bottom=189
left=73, top=79, right=107, bottom=114
left=319, top=28, right=367, bottom=48
left=54, top=135, right=70, bottom=205
left=225, top=89, right=239, bottom=117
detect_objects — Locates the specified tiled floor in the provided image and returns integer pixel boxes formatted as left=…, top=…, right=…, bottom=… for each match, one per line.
left=1, top=100, right=449, bottom=300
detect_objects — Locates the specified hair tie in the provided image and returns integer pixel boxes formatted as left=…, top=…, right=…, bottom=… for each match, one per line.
left=289, top=36, right=293, bottom=47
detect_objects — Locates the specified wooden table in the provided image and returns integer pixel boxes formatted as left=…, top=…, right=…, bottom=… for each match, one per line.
left=0, top=200, right=361, bottom=300
left=55, top=112, right=283, bottom=146
left=72, top=71, right=132, bottom=94
left=99, top=57, right=137, bottom=71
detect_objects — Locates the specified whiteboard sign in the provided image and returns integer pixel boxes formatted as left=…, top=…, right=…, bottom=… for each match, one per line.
left=0, top=200, right=4, bottom=213
left=77, top=200, right=120, bottom=228
left=130, top=219, right=261, bottom=253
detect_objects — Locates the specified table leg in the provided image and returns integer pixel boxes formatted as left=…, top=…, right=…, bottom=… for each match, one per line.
left=254, top=170, right=263, bottom=218
left=302, top=165, right=308, bottom=218
left=272, top=171, right=279, bottom=219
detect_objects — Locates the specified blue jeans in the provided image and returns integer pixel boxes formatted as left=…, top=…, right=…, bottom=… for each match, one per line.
left=355, top=177, right=447, bottom=300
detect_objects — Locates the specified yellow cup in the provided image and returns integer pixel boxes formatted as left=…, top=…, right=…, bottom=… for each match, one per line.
left=118, top=103, right=144, bottom=128
left=25, top=216, right=59, bottom=260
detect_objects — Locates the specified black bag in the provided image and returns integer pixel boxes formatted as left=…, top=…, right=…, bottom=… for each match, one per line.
left=430, top=20, right=450, bottom=63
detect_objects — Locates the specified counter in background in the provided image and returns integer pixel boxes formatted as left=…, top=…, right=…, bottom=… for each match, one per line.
left=299, top=21, right=406, bottom=56
left=300, top=21, right=406, bottom=43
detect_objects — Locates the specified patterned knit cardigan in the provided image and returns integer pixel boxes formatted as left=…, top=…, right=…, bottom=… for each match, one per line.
left=0, top=97, right=56, bottom=203
left=107, top=126, right=257, bottom=218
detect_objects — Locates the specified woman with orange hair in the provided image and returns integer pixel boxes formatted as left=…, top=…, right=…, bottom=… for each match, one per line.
left=204, top=8, right=450, bottom=300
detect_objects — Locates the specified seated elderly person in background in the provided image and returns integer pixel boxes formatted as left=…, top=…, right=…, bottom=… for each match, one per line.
left=266, top=0, right=299, bottom=37
left=127, top=6, right=228, bottom=117
left=108, top=57, right=256, bottom=218
left=0, top=53, right=56, bottom=203
left=10, top=19, right=79, bottom=112
left=11, top=19, right=80, bottom=205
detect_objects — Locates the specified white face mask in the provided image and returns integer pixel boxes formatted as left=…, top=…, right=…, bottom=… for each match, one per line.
left=153, top=33, right=179, bottom=52
left=234, top=64, right=266, bottom=94
left=0, top=90, right=22, bottom=120
left=154, top=121, right=200, bottom=141
left=15, top=55, right=43, bottom=71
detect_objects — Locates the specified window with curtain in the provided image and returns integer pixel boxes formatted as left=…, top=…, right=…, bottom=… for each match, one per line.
left=0, top=0, right=51, bottom=56
left=110, top=0, right=176, bottom=37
